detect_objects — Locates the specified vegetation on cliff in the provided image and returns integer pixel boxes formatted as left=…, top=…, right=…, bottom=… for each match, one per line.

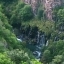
left=0, top=0, right=64, bottom=64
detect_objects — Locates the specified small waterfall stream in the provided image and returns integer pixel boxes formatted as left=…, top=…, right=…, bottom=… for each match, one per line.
left=33, top=31, right=46, bottom=60
left=16, top=30, right=48, bottom=60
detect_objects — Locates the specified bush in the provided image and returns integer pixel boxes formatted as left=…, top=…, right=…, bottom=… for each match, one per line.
left=37, top=8, right=43, bottom=20
left=11, top=3, right=33, bottom=28
left=0, top=53, right=15, bottom=64
left=7, top=49, right=30, bottom=64
left=21, top=59, right=42, bottom=64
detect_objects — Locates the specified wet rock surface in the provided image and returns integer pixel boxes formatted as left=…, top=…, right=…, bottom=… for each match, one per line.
left=15, top=26, right=47, bottom=59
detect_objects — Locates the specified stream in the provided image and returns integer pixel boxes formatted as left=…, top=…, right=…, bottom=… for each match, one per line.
left=32, top=32, right=48, bottom=60
left=17, top=31, right=49, bottom=60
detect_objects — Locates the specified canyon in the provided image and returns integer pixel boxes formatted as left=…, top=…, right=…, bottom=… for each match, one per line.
left=23, top=0, right=63, bottom=20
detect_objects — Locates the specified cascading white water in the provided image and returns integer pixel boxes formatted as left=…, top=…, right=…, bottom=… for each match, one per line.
left=16, top=31, right=47, bottom=59
left=33, top=32, right=46, bottom=59
left=37, top=31, right=40, bottom=44
left=46, top=40, right=49, bottom=46
left=17, top=38, right=22, bottom=42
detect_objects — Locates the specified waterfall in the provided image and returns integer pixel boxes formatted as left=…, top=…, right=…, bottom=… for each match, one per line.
left=16, top=30, right=46, bottom=59
left=33, top=32, right=46, bottom=59
left=46, top=40, right=49, bottom=46
left=17, top=38, right=22, bottom=42
left=37, top=31, right=40, bottom=44
left=17, top=35, right=23, bottom=42
left=40, top=34, right=45, bottom=46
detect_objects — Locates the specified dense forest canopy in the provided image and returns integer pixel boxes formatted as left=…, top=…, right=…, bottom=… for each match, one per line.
left=0, top=0, right=64, bottom=64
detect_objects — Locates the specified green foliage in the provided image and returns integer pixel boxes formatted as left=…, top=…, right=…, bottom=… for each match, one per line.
left=49, top=55, right=64, bottom=64
left=21, top=59, right=42, bottom=64
left=57, top=9, right=64, bottom=22
left=52, top=55, right=63, bottom=64
left=0, top=3, right=36, bottom=64
left=41, top=50, right=52, bottom=63
left=7, top=49, right=34, bottom=64
left=0, top=5, right=19, bottom=49
left=0, top=0, right=17, bottom=3
left=0, top=53, right=15, bottom=64
left=0, top=26, right=19, bottom=49
left=11, top=2, right=33, bottom=28
left=53, top=5, right=63, bottom=22
left=37, top=8, right=43, bottom=20
left=0, top=38, right=7, bottom=52
left=20, top=5, right=33, bottom=21
left=53, top=6, right=64, bottom=31
left=41, top=40, right=64, bottom=64
left=0, top=5, right=2, bottom=12
left=22, top=20, right=55, bottom=38
left=0, top=11, right=12, bottom=30
left=0, top=0, right=64, bottom=64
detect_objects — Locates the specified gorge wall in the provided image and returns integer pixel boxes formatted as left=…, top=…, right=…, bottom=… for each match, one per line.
left=22, top=0, right=63, bottom=20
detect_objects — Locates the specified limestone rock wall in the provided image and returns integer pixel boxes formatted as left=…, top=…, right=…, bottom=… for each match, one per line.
left=23, top=0, right=63, bottom=20
left=44, top=0, right=61, bottom=20
left=23, top=0, right=40, bottom=15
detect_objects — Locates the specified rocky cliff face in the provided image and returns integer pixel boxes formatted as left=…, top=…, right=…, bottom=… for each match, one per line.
left=23, top=0, right=41, bottom=15
left=23, top=0, right=63, bottom=20
left=44, top=0, right=61, bottom=20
